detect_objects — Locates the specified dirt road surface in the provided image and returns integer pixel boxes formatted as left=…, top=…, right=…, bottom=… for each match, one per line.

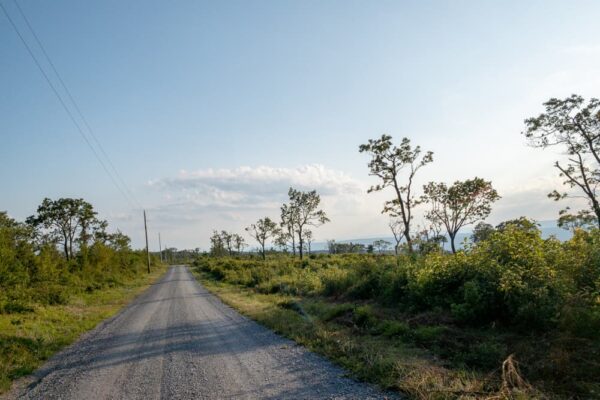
left=12, top=266, right=395, bottom=399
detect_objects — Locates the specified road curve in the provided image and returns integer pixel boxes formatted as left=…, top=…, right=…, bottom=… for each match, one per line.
left=14, top=266, right=394, bottom=399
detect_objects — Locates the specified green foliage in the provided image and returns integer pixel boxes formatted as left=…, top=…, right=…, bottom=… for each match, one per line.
left=423, top=177, right=500, bottom=253
left=195, top=225, right=600, bottom=333
left=359, top=135, right=434, bottom=253
left=0, top=202, right=160, bottom=315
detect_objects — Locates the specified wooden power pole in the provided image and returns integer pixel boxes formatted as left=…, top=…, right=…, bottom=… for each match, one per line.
left=144, top=210, right=150, bottom=274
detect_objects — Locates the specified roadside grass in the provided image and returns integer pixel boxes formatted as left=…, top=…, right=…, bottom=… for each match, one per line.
left=195, top=271, right=535, bottom=400
left=0, top=266, right=166, bottom=394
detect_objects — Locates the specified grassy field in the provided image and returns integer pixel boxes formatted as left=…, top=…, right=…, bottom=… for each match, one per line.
left=0, top=266, right=166, bottom=394
left=193, top=253, right=600, bottom=400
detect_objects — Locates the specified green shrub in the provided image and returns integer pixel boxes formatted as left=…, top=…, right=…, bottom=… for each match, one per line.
left=411, top=325, right=445, bottom=345
left=352, top=305, right=377, bottom=329
left=374, top=320, right=410, bottom=337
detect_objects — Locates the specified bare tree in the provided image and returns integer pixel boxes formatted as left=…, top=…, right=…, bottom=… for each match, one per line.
left=359, top=135, right=433, bottom=253
left=280, top=203, right=297, bottom=257
left=389, top=219, right=403, bottom=256
left=524, top=95, right=600, bottom=227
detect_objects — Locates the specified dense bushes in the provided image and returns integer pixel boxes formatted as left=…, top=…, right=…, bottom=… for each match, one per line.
left=195, top=225, right=600, bottom=334
left=0, top=210, right=159, bottom=314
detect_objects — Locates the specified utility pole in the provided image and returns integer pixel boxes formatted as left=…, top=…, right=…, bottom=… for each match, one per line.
left=158, top=232, right=163, bottom=263
left=144, top=210, right=150, bottom=274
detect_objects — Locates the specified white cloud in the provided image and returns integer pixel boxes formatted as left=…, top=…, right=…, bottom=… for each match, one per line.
left=147, top=164, right=363, bottom=208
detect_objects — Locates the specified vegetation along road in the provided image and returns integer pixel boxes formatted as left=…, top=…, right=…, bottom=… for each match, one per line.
left=12, top=266, right=394, bottom=399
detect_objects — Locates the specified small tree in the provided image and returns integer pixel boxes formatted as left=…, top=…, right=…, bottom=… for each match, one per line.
left=524, top=95, right=600, bottom=227
left=286, top=188, right=329, bottom=259
left=471, top=222, right=495, bottom=243
left=304, top=230, right=314, bottom=255
left=372, top=239, right=391, bottom=254
left=220, top=230, right=234, bottom=256
left=359, top=135, right=433, bottom=253
left=389, top=219, right=403, bottom=256
left=423, top=178, right=500, bottom=253
left=209, top=231, right=226, bottom=257
left=232, top=234, right=246, bottom=254
left=246, top=217, right=279, bottom=260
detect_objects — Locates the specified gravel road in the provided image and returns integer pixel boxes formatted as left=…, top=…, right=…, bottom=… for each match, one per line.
left=13, top=266, right=395, bottom=399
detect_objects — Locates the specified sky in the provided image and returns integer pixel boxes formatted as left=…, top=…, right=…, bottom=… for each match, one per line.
left=2, top=0, right=600, bottom=250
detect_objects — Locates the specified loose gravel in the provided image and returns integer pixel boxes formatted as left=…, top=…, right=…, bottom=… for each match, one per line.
left=11, top=266, right=398, bottom=399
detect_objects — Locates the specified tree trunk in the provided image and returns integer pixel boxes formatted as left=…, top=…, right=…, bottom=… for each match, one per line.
left=449, top=233, right=456, bottom=254
left=592, top=198, right=600, bottom=228
left=261, top=243, right=266, bottom=260
left=298, top=231, right=304, bottom=260
left=63, top=240, right=70, bottom=261
left=403, top=224, right=413, bottom=254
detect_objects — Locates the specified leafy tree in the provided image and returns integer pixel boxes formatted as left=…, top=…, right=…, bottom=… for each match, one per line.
left=209, top=231, right=226, bottom=257
left=415, top=223, right=446, bottom=254
left=275, top=230, right=293, bottom=253
left=26, top=198, right=101, bottom=261
left=106, top=230, right=131, bottom=251
left=495, top=217, right=540, bottom=234
left=471, top=222, right=495, bottom=243
left=286, top=188, right=329, bottom=259
left=359, top=135, right=433, bottom=253
left=524, top=95, right=600, bottom=226
left=221, top=230, right=234, bottom=256
left=423, top=178, right=500, bottom=253
left=372, top=239, right=391, bottom=253
left=232, top=234, right=246, bottom=254
left=557, top=207, right=596, bottom=232
left=246, top=217, right=279, bottom=260
left=327, top=240, right=365, bottom=254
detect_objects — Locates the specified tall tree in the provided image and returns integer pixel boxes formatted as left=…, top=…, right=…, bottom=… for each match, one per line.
left=246, top=217, right=279, bottom=260
left=524, top=95, right=600, bottom=226
left=359, top=135, right=433, bottom=253
left=423, top=178, right=500, bottom=253
left=26, top=198, right=100, bottom=261
left=286, top=188, right=329, bottom=259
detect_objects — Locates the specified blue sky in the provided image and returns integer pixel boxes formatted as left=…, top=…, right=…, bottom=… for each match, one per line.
left=2, top=0, right=600, bottom=249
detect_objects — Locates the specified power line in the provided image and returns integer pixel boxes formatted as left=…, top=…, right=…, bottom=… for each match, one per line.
left=11, top=0, right=143, bottom=210
left=0, top=1, right=140, bottom=210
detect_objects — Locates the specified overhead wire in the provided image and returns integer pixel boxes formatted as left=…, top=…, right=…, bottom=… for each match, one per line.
left=1, top=1, right=142, bottom=211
